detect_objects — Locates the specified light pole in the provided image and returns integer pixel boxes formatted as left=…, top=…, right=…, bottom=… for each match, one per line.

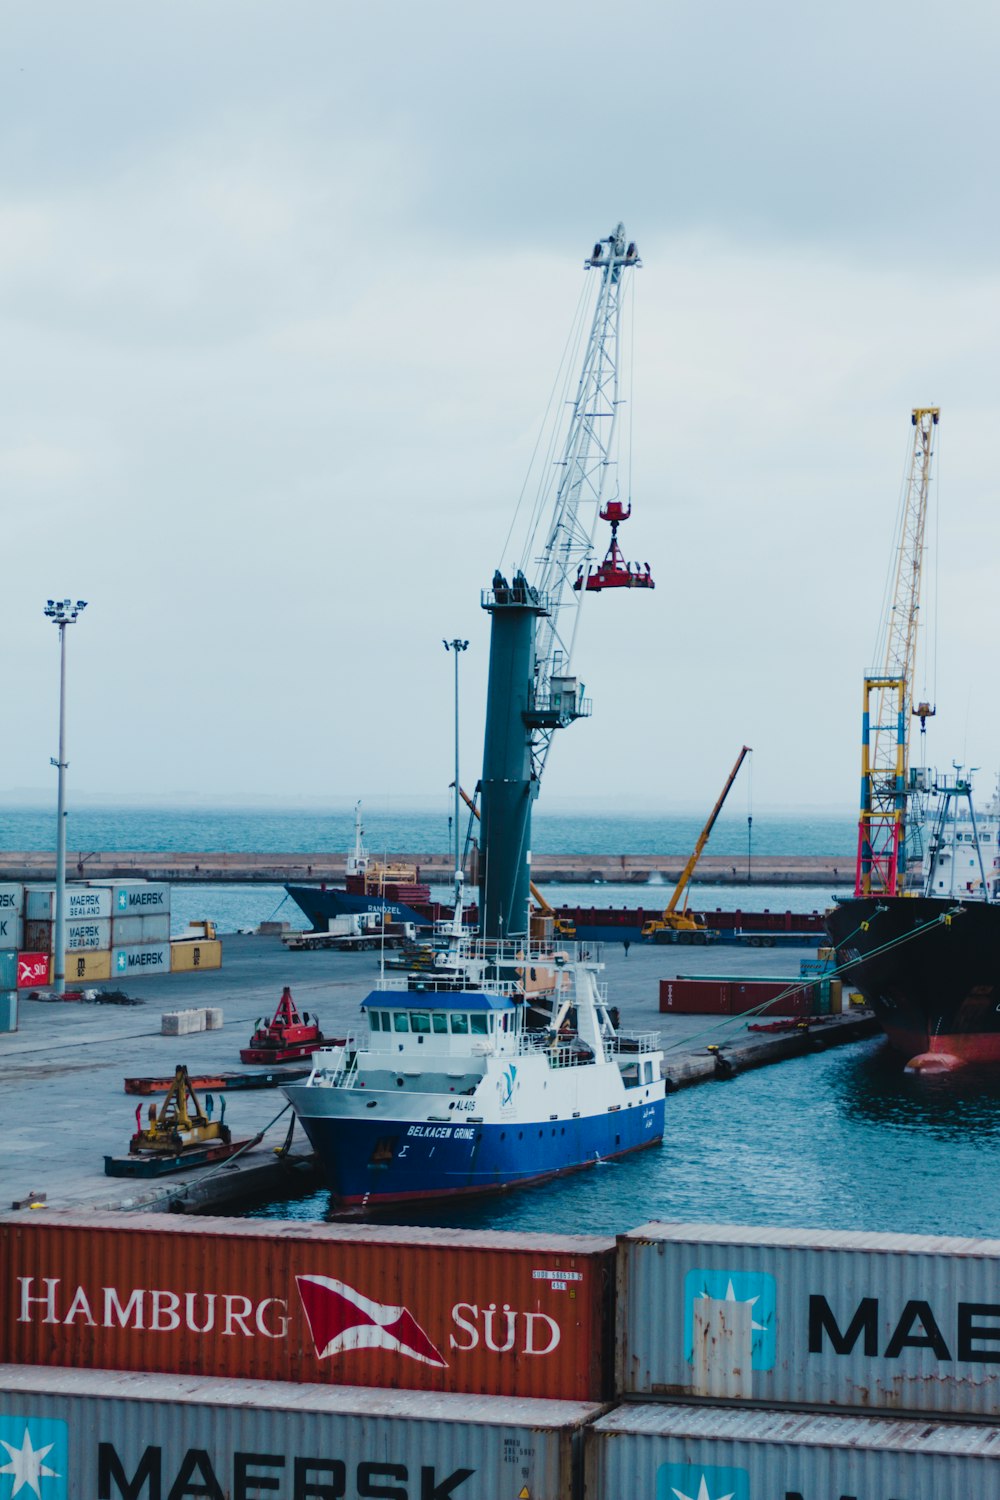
left=44, top=598, right=87, bottom=995
left=442, top=638, right=469, bottom=908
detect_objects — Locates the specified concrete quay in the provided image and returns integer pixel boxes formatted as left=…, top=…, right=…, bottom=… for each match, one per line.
left=0, top=850, right=853, bottom=885
left=1, top=934, right=877, bottom=1219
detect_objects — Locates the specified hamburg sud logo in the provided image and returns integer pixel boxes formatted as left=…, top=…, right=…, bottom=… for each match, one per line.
left=656, top=1463, right=750, bottom=1500
left=684, top=1268, right=777, bottom=1371
left=0, top=1417, right=67, bottom=1500
left=295, top=1275, right=447, bottom=1366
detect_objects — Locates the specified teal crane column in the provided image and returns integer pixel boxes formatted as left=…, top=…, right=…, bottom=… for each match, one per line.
left=479, top=572, right=548, bottom=940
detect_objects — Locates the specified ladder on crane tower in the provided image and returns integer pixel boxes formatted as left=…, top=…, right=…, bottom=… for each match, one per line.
left=855, top=407, right=939, bottom=898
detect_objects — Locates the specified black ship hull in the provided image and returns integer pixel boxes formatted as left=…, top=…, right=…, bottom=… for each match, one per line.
left=825, top=895, right=1000, bottom=1071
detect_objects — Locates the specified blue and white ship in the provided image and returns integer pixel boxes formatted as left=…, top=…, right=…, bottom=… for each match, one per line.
left=283, top=922, right=665, bottom=1207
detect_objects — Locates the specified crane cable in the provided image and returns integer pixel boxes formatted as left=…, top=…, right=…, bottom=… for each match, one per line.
left=500, top=274, right=590, bottom=575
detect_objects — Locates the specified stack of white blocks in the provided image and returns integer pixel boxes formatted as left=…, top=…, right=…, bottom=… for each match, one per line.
left=161, top=1007, right=223, bottom=1036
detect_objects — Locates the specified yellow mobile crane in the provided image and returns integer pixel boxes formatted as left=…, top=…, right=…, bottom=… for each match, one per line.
left=641, top=746, right=751, bottom=941
left=456, top=784, right=576, bottom=938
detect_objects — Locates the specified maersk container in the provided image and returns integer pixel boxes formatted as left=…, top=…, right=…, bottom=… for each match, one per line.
left=0, top=882, right=24, bottom=917
left=23, top=918, right=110, bottom=953
left=110, top=914, right=171, bottom=946
left=0, top=1365, right=597, bottom=1500
left=0, top=1212, right=615, bottom=1401
left=25, top=885, right=112, bottom=921
left=111, top=941, right=171, bottom=976
left=0, top=915, right=23, bottom=951
left=0, top=951, right=16, bottom=989
left=89, top=880, right=171, bottom=914
left=586, top=1399, right=1000, bottom=1500
left=617, top=1221, right=1000, bottom=1419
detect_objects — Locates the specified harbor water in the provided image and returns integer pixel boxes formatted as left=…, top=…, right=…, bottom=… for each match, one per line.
left=248, top=1035, right=1000, bottom=1242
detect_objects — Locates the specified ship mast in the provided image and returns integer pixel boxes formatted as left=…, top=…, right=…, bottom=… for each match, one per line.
left=855, top=407, right=939, bottom=897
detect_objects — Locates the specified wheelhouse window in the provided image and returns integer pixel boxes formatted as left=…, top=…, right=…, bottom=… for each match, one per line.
left=450, top=1013, right=469, bottom=1034
left=410, top=1012, right=431, bottom=1034
left=470, top=1014, right=489, bottom=1035
left=431, top=1013, right=449, bottom=1033
left=392, top=1012, right=410, bottom=1032
left=369, top=1011, right=381, bottom=1031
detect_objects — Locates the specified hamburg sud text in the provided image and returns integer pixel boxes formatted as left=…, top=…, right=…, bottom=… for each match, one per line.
left=3, top=1221, right=611, bottom=1401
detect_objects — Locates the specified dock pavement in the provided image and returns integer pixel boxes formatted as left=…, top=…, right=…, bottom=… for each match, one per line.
left=0, top=935, right=876, bottom=1217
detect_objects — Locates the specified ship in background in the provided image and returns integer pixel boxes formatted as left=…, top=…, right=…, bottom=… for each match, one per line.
left=825, top=407, right=1000, bottom=1072
left=827, top=770, right=1000, bottom=1071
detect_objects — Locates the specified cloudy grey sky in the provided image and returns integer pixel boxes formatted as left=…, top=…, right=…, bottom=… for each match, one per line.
left=3, top=0, right=999, bottom=815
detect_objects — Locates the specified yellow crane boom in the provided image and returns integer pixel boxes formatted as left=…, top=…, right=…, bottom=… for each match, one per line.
left=641, top=746, right=751, bottom=938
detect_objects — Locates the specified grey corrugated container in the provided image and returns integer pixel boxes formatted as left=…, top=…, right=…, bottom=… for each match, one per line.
left=0, top=883, right=24, bottom=917
left=0, top=914, right=22, bottom=951
left=25, top=885, right=112, bottom=921
left=587, top=1400, right=1000, bottom=1499
left=0, top=1364, right=597, bottom=1500
left=111, top=941, right=171, bottom=978
left=110, top=914, right=170, bottom=946
left=617, top=1221, right=1000, bottom=1419
left=23, top=918, right=110, bottom=953
left=88, top=880, right=171, bottom=914
left=0, top=991, right=16, bottom=1031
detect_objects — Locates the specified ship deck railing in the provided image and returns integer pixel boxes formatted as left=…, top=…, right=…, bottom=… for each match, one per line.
left=605, top=1031, right=661, bottom=1055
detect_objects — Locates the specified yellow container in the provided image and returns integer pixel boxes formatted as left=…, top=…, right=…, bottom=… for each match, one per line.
left=62, top=950, right=112, bottom=983
left=828, top=978, right=843, bottom=1013
left=817, top=945, right=835, bottom=962
left=170, top=939, right=222, bottom=973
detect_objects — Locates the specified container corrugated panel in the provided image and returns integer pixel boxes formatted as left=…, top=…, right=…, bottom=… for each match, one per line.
left=0, top=1213, right=615, bottom=1400
left=0, top=951, right=16, bottom=989
left=111, top=941, right=171, bottom=977
left=659, top=980, right=730, bottom=1015
left=110, top=914, right=171, bottom=946
left=88, top=880, right=171, bottom=914
left=0, top=882, right=24, bottom=918
left=170, top=938, right=223, bottom=972
left=1, top=1365, right=599, bottom=1500
left=0, top=914, right=22, bottom=951
left=0, top=992, right=16, bottom=1031
left=617, top=1221, right=1000, bottom=1418
left=586, top=1399, right=1000, bottom=1499
left=24, top=886, right=112, bottom=921
left=23, top=919, right=110, bottom=953
left=63, top=950, right=112, bottom=983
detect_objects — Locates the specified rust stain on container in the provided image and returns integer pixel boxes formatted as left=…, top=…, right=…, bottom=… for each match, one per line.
left=0, top=1213, right=614, bottom=1401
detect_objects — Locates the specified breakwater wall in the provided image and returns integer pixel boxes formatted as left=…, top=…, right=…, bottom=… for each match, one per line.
left=0, top=850, right=853, bottom=885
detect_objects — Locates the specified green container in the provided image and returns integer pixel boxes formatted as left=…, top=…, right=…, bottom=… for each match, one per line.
left=0, top=950, right=16, bottom=990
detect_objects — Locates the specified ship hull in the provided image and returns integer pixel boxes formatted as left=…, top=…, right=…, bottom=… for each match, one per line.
left=285, top=884, right=432, bottom=930
left=825, top=895, right=1000, bottom=1070
left=285, top=1092, right=664, bottom=1206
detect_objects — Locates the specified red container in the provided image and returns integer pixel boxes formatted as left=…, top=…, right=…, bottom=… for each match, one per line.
left=0, top=1213, right=614, bottom=1401
left=16, top=953, right=49, bottom=988
left=659, top=979, right=729, bottom=1014
left=659, top=978, right=814, bottom=1016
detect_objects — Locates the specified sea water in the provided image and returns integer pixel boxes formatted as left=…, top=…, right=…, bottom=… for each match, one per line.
left=246, top=1040, right=1000, bottom=1240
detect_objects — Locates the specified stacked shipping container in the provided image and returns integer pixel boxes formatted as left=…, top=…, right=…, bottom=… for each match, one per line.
left=3, top=1214, right=1000, bottom=1496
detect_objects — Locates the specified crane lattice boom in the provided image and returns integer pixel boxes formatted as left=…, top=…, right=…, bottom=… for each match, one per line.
left=856, top=407, right=939, bottom=897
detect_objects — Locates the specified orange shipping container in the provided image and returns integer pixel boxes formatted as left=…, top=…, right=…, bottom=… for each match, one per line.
left=0, top=1213, right=614, bottom=1401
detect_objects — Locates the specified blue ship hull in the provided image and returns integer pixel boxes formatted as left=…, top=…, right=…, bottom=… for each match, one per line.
left=292, top=1098, right=665, bottom=1205
left=286, top=883, right=431, bottom=930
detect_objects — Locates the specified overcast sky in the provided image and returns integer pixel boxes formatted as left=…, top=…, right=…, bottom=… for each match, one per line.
left=3, top=0, right=999, bottom=817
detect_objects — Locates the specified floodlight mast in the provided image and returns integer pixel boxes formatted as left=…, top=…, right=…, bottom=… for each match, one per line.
left=44, top=598, right=87, bottom=995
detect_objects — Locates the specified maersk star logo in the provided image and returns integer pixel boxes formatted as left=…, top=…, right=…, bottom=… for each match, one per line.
left=0, top=1419, right=67, bottom=1500
left=656, top=1462, right=749, bottom=1500
left=115, top=950, right=128, bottom=972
left=684, top=1268, right=776, bottom=1371
left=117, top=890, right=128, bottom=911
